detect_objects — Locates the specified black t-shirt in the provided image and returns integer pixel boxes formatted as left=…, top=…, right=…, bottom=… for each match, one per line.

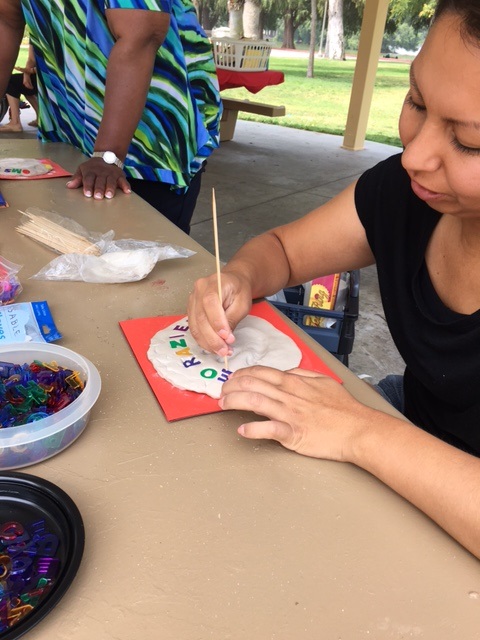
left=355, top=153, right=480, bottom=455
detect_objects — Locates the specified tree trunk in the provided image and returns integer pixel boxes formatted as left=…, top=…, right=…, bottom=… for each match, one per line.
left=201, top=9, right=214, bottom=31
left=324, top=0, right=344, bottom=60
left=243, top=0, right=262, bottom=40
left=194, top=1, right=213, bottom=30
left=282, top=13, right=295, bottom=49
left=318, top=0, right=328, bottom=56
left=228, top=0, right=244, bottom=39
left=307, top=0, right=317, bottom=77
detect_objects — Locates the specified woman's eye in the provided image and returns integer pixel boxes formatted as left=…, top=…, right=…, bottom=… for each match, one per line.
left=404, top=91, right=480, bottom=156
left=450, top=138, right=480, bottom=156
left=405, top=94, right=426, bottom=112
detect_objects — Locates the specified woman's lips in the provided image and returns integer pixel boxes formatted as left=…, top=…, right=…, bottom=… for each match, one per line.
left=410, top=179, right=445, bottom=202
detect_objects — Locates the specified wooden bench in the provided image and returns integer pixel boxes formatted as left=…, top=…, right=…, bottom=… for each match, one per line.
left=220, top=97, right=286, bottom=142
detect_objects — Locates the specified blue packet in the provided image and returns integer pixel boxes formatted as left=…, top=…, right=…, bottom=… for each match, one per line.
left=0, top=301, right=62, bottom=344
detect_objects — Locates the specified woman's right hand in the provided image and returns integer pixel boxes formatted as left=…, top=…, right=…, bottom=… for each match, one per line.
left=187, top=270, right=253, bottom=357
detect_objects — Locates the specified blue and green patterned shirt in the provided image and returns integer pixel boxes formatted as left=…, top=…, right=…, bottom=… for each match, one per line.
left=21, top=0, right=221, bottom=189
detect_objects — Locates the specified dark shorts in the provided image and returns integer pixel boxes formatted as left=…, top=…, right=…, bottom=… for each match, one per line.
left=128, top=162, right=206, bottom=235
left=374, top=374, right=405, bottom=414
left=6, top=73, right=38, bottom=99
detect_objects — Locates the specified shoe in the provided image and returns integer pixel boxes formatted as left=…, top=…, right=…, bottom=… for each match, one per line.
left=28, top=119, right=38, bottom=127
left=0, top=123, right=23, bottom=133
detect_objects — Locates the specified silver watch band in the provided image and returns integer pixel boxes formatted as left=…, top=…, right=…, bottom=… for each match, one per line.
left=92, top=151, right=125, bottom=170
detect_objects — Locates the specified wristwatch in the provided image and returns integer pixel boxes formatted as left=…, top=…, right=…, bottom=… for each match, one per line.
left=92, top=151, right=125, bottom=170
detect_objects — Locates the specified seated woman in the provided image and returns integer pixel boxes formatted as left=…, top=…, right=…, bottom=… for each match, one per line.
left=188, top=0, right=480, bottom=560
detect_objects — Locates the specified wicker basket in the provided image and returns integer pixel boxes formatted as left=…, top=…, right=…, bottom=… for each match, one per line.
left=212, top=38, right=273, bottom=72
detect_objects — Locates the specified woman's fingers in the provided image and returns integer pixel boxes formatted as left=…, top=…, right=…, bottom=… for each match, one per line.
left=219, top=366, right=364, bottom=461
left=238, top=420, right=294, bottom=446
left=187, top=272, right=252, bottom=356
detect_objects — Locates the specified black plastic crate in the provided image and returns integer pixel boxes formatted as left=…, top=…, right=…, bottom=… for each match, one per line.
left=271, top=270, right=359, bottom=366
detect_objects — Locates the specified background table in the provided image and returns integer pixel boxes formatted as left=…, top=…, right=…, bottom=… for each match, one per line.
left=0, top=140, right=479, bottom=639
left=216, top=68, right=285, bottom=93
left=216, top=68, right=286, bottom=141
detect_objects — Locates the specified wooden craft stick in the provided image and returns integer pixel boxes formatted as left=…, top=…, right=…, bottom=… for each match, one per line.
left=16, top=209, right=100, bottom=255
left=212, top=188, right=229, bottom=370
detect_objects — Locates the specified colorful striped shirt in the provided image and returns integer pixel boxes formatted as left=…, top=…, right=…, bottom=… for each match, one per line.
left=20, top=0, right=221, bottom=189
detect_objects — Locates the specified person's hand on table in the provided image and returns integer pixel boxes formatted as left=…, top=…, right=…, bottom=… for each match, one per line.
left=188, top=271, right=253, bottom=359
left=219, top=366, right=379, bottom=461
left=66, top=158, right=131, bottom=200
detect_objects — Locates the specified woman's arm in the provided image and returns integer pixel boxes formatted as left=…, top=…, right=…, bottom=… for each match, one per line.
left=188, top=182, right=375, bottom=356
left=220, top=366, right=480, bottom=559
left=67, top=8, right=170, bottom=200
left=351, top=407, right=480, bottom=559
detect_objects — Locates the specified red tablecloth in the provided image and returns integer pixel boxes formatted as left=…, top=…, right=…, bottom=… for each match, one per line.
left=216, top=68, right=284, bottom=94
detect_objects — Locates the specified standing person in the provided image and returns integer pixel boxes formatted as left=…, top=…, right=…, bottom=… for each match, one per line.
left=0, top=0, right=221, bottom=234
left=188, top=0, right=480, bottom=559
left=0, top=43, right=38, bottom=132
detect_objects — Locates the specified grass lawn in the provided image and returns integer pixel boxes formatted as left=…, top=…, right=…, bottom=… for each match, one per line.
left=14, top=45, right=29, bottom=70
left=221, top=54, right=409, bottom=147
left=15, top=45, right=409, bottom=147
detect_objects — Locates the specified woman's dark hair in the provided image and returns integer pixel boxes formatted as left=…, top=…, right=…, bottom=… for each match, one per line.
left=434, top=0, right=480, bottom=43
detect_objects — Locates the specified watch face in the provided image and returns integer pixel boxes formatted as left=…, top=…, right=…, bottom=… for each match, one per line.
left=103, top=151, right=116, bottom=164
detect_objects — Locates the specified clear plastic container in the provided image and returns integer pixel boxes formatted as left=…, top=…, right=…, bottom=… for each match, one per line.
left=0, top=343, right=101, bottom=470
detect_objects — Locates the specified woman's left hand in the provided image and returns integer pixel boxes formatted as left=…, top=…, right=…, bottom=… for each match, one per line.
left=219, top=366, right=378, bottom=462
left=221, top=367, right=480, bottom=561
left=66, top=158, right=131, bottom=200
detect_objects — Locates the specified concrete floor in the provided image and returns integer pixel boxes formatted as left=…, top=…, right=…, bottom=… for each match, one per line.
left=190, top=120, right=405, bottom=381
left=6, top=108, right=405, bottom=381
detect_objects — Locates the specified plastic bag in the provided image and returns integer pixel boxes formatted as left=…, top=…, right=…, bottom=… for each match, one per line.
left=0, top=301, right=61, bottom=343
left=22, top=209, right=196, bottom=283
left=31, top=239, right=195, bottom=283
left=0, top=257, right=23, bottom=305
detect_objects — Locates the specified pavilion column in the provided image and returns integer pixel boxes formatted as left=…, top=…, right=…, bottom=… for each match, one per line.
left=342, top=0, right=390, bottom=150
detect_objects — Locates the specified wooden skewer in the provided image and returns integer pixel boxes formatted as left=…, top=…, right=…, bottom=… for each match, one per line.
left=16, top=209, right=100, bottom=255
left=212, top=188, right=229, bottom=370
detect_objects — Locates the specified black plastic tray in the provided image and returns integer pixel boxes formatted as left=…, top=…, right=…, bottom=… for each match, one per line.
left=0, top=472, right=84, bottom=639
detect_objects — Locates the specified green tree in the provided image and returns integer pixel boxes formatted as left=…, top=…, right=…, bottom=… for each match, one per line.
left=389, top=0, right=436, bottom=27
left=194, top=0, right=227, bottom=29
left=351, top=0, right=435, bottom=30
left=264, top=0, right=310, bottom=48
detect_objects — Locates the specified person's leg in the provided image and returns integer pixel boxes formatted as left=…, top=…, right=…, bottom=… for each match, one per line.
left=0, top=96, right=8, bottom=123
left=0, top=95, right=22, bottom=132
left=0, top=74, right=25, bottom=132
left=20, top=75, right=39, bottom=127
left=128, top=163, right=206, bottom=235
left=27, top=94, right=39, bottom=127
left=5, top=74, right=23, bottom=100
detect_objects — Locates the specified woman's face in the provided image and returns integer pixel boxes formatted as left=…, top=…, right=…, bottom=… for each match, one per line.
left=399, top=14, right=480, bottom=218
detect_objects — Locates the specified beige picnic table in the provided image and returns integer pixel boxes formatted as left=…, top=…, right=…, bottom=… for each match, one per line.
left=0, top=138, right=479, bottom=640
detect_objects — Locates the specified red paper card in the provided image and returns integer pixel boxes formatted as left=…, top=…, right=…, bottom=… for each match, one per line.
left=119, top=300, right=342, bottom=422
left=0, top=159, right=71, bottom=180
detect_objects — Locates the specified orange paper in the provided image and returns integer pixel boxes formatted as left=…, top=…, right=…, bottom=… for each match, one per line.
left=119, top=301, right=342, bottom=422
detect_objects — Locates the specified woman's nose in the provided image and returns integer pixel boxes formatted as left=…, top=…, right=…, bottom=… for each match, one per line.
left=401, top=116, right=443, bottom=175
